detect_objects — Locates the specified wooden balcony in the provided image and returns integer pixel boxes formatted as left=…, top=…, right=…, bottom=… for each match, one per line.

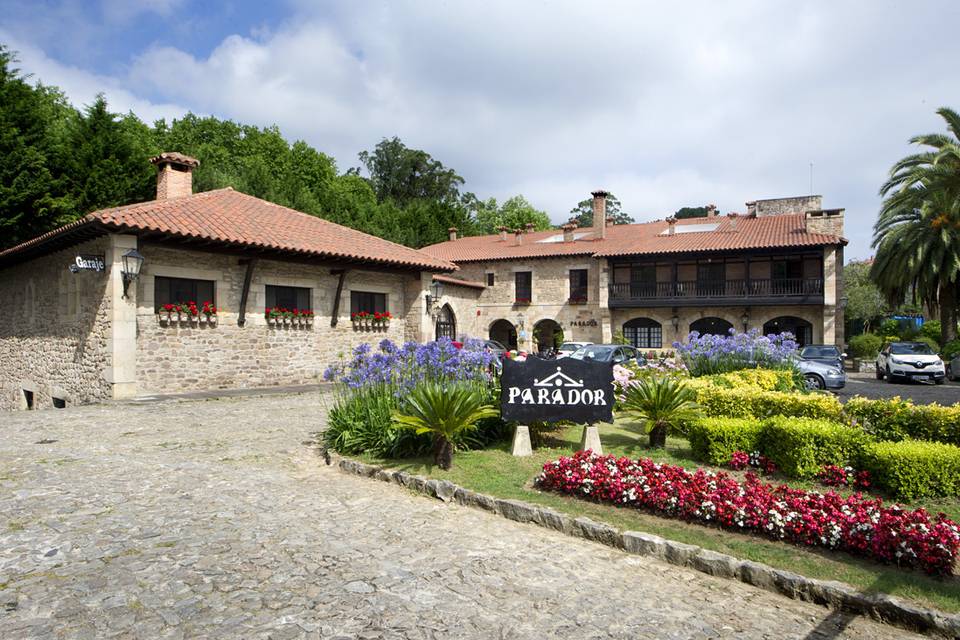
left=608, top=278, right=824, bottom=307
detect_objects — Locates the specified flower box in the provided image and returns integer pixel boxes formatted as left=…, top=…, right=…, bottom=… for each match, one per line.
left=206, top=314, right=218, bottom=326
left=514, top=298, right=531, bottom=306
left=267, top=316, right=277, bottom=326
left=198, top=314, right=207, bottom=325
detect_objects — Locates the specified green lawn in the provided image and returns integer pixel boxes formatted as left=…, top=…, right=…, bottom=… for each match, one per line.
left=360, top=419, right=960, bottom=614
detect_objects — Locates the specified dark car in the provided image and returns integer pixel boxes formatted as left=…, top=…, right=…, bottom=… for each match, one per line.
left=568, top=344, right=639, bottom=364
left=798, top=344, right=845, bottom=371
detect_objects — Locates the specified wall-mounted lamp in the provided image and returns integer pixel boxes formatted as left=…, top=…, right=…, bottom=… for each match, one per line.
left=515, top=314, right=525, bottom=329
left=741, top=308, right=750, bottom=332
left=425, top=279, right=444, bottom=314
left=671, top=311, right=680, bottom=332
left=839, top=294, right=849, bottom=310
left=120, top=249, right=144, bottom=299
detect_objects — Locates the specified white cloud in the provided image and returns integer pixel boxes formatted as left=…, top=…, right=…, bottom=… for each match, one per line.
left=6, top=0, right=960, bottom=259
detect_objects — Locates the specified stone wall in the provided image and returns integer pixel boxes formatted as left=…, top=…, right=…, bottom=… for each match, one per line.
left=747, top=196, right=822, bottom=217
left=0, top=238, right=113, bottom=410
left=135, top=244, right=416, bottom=394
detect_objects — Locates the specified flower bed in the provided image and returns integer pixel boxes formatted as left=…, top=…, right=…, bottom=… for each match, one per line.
left=536, top=450, right=960, bottom=575
left=673, top=329, right=798, bottom=376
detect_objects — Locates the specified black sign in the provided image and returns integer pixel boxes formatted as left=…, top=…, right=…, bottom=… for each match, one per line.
left=500, top=356, right=614, bottom=424
left=568, top=319, right=598, bottom=327
left=69, top=254, right=106, bottom=273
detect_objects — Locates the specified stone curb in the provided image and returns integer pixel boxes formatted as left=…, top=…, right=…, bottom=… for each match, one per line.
left=337, top=458, right=960, bottom=638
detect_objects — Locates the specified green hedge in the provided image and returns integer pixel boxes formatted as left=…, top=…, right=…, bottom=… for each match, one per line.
left=695, top=387, right=845, bottom=422
left=845, top=396, right=960, bottom=446
left=687, top=418, right=764, bottom=466
left=759, top=417, right=871, bottom=479
left=859, top=440, right=960, bottom=500
left=694, top=369, right=799, bottom=392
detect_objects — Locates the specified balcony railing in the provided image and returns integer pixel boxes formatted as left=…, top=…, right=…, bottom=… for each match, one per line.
left=608, top=278, right=823, bottom=304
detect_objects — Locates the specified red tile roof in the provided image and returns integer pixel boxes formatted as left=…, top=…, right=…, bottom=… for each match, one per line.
left=0, top=188, right=455, bottom=272
left=421, top=214, right=845, bottom=263
left=433, top=274, right=485, bottom=290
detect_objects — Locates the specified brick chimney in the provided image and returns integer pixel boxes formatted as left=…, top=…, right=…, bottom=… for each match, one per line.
left=514, top=229, right=523, bottom=246
left=497, top=225, right=508, bottom=241
left=448, top=226, right=458, bottom=242
left=562, top=223, right=576, bottom=243
left=591, top=190, right=609, bottom=239
left=727, top=212, right=738, bottom=231
left=150, top=152, right=199, bottom=201
left=524, top=222, right=535, bottom=233
left=706, top=204, right=717, bottom=218
left=666, top=217, right=677, bottom=235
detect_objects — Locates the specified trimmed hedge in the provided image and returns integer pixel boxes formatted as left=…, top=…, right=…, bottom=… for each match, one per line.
left=687, top=418, right=764, bottom=466
left=695, top=368, right=799, bottom=392
left=845, top=396, right=960, bottom=446
left=859, top=440, right=960, bottom=500
left=760, top=417, right=871, bottom=478
left=695, top=387, right=845, bottom=422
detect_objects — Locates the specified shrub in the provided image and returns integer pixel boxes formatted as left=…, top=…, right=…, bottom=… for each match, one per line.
left=696, top=368, right=799, bottom=392
left=687, top=418, right=764, bottom=466
left=673, top=329, right=798, bottom=376
left=620, top=377, right=700, bottom=448
left=695, top=387, right=845, bottom=422
left=920, top=320, right=942, bottom=346
left=760, top=417, right=871, bottom=478
left=860, top=440, right=960, bottom=500
left=844, top=396, right=960, bottom=446
left=848, top=333, right=883, bottom=359
left=943, top=338, right=960, bottom=359
left=537, top=451, right=960, bottom=575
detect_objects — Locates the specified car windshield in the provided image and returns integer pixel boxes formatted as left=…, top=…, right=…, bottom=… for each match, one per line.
left=570, top=346, right=615, bottom=362
left=486, top=340, right=506, bottom=351
left=801, top=346, right=840, bottom=358
left=558, top=343, right=582, bottom=352
left=890, top=343, right=936, bottom=355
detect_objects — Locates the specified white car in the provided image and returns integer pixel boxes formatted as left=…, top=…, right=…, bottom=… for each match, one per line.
left=876, top=342, right=946, bottom=384
left=556, top=341, right=593, bottom=359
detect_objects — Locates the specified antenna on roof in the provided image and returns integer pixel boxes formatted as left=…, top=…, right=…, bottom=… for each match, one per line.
left=809, top=162, right=814, bottom=195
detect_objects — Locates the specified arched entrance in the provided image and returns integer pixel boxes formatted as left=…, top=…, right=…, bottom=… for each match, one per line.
left=490, top=319, right=518, bottom=350
left=533, top=319, right=563, bottom=354
left=763, top=316, right=813, bottom=346
left=435, top=304, right=456, bottom=341
left=623, top=317, right=662, bottom=349
left=689, top=317, right=733, bottom=337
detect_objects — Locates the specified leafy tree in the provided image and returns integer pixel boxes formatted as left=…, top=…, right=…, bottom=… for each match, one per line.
left=872, top=107, right=960, bottom=343
left=358, top=136, right=465, bottom=206
left=621, top=377, right=700, bottom=449
left=392, top=381, right=498, bottom=469
left=844, top=260, right=888, bottom=333
left=476, top=195, right=551, bottom=234
left=568, top=193, right=633, bottom=227
left=674, top=206, right=709, bottom=219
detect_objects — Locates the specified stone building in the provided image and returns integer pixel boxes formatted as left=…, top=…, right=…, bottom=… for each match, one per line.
left=0, top=153, right=454, bottom=410
left=420, top=191, right=846, bottom=354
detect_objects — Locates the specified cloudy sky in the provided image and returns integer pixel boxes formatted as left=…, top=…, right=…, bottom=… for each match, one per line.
left=2, top=0, right=958, bottom=259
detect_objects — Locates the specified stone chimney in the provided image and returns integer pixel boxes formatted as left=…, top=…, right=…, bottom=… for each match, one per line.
left=150, top=152, right=199, bottom=201
left=562, top=223, right=576, bottom=243
left=726, top=212, right=738, bottom=231
left=497, top=225, right=508, bottom=241
left=805, top=208, right=845, bottom=236
left=524, top=222, right=535, bottom=233
left=706, top=204, right=717, bottom=218
left=514, top=229, right=523, bottom=246
left=448, top=226, right=458, bottom=242
left=591, top=190, right=609, bottom=239
left=666, top=217, right=677, bottom=236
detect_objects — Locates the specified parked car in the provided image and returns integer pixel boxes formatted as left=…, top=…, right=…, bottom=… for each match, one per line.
left=568, top=344, right=639, bottom=364
left=875, top=341, right=945, bottom=384
left=794, top=358, right=846, bottom=390
left=556, top=341, right=593, bottom=359
left=949, top=353, right=960, bottom=382
left=483, top=339, right=508, bottom=361
left=798, top=344, right=845, bottom=371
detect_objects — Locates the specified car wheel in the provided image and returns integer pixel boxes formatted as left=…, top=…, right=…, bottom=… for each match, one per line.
left=886, top=366, right=897, bottom=384
left=936, top=378, right=945, bottom=385
left=875, top=366, right=884, bottom=380
left=804, top=373, right=825, bottom=391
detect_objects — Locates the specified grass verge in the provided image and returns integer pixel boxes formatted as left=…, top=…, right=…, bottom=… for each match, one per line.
left=359, top=419, right=960, bottom=614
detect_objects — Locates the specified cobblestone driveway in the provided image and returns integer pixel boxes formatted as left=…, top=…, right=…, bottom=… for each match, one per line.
left=0, top=393, right=922, bottom=639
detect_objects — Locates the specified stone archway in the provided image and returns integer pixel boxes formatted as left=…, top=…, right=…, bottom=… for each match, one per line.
left=533, top=319, right=563, bottom=354
left=489, top=319, right=518, bottom=350
left=435, top=304, right=456, bottom=341
left=689, top=316, right=734, bottom=337
left=763, top=316, right=814, bottom=346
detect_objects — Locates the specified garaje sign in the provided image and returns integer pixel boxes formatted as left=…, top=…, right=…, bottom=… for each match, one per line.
left=500, top=356, right=614, bottom=424
left=69, top=255, right=106, bottom=273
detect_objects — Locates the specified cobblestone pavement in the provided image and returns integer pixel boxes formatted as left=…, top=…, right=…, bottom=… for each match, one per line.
left=0, top=393, right=923, bottom=639
left=838, top=373, right=960, bottom=404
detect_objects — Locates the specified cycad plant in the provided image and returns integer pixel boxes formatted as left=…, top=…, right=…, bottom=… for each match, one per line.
left=620, top=377, right=700, bottom=448
left=392, top=381, right=499, bottom=470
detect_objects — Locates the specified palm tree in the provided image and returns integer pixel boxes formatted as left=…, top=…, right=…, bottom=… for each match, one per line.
left=873, top=108, right=960, bottom=343
left=392, top=382, right=499, bottom=470
left=620, top=377, right=700, bottom=448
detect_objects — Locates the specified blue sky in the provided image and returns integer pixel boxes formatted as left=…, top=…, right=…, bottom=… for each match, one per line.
left=2, top=0, right=960, bottom=260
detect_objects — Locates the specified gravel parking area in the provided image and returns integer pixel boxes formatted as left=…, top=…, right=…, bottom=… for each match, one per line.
left=0, top=392, right=923, bottom=639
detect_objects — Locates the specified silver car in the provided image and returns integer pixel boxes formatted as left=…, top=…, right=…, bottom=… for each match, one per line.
left=795, top=358, right=846, bottom=390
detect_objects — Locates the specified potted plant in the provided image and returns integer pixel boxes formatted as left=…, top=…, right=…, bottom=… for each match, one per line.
left=202, top=301, right=217, bottom=326
left=184, top=301, right=199, bottom=326
left=380, top=310, right=392, bottom=328
left=303, top=309, right=314, bottom=326
left=265, top=307, right=279, bottom=326
left=282, top=308, right=293, bottom=325
left=159, top=303, right=175, bottom=324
